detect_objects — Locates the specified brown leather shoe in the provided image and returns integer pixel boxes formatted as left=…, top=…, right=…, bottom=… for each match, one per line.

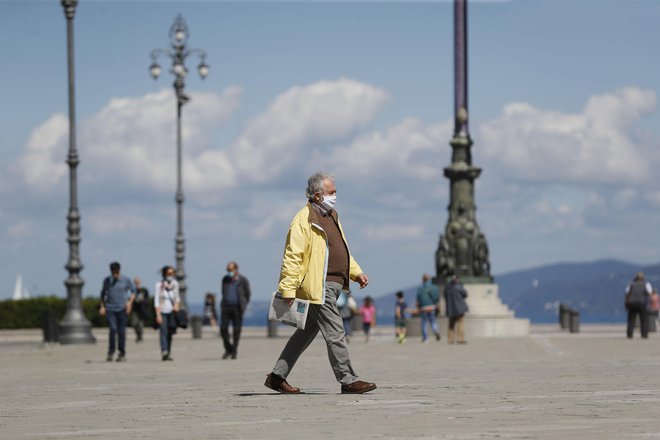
left=264, top=373, right=300, bottom=394
left=341, top=380, right=377, bottom=394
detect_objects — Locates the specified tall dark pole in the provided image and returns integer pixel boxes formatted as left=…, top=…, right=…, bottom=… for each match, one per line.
left=150, top=15, right=209, bottom=310
left=436, top=0, right=492, bottom=284
left=454, top=0, right=469, bottom=139
left=59, top=0, right=95, bottom=344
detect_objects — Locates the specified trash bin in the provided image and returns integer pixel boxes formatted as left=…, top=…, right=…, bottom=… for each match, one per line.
left=569, top=309, right=580, bottom=333
left=351, top=314, right=363, bottom=333
left=267, top=318, right=278, bottom=338
left=42, top=310, right=59, bottom=343
left=191, top=315, right=202, bottom=339
left=559, top=304, right=570, bottom=330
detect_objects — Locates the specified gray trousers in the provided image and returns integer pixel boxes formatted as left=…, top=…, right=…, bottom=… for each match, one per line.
left=272, top=282, right=359, bottom=385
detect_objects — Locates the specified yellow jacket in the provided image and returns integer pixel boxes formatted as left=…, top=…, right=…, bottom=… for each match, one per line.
left=278, top=203, right=363, bottom=304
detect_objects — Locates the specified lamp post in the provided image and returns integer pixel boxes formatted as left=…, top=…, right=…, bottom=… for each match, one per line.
left=149, top=14, right=209, bottom=310
left=59, top=0, right=96, bottom=344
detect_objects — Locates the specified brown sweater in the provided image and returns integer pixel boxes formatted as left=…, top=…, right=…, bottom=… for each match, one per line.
left=313, top=208, right=350, bottom=289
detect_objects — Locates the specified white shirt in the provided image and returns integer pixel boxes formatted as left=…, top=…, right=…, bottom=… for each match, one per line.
left=154, top=280, right=180, bottom=314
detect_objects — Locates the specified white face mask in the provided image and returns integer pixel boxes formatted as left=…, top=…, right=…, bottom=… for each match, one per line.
left=322, top=194, right=337, bottom=209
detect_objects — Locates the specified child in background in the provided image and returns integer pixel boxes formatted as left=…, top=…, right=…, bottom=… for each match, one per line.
left=360, top=296, right=376, bottom=343
left=394, top=291, right=408, bottom=344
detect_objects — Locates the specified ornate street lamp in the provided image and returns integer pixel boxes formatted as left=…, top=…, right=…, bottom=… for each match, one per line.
left=149, top=14, right=209, bottom=309
left=59, top=0, right=96, bottom=344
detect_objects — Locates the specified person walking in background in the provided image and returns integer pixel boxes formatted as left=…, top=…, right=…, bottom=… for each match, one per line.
left=99, top=262, right=135, bottom=362
left=337, top=291, right=355, bottom=343
left=648, top=288, right=660, bottom=332
left=154, top=265, right=180, bottom=361
left=416, top=274, right=441, bottom=343
left=360, top=296, right=376, bottom=343
left=264, top=171, right=376, bottom=395
left=394, top=291, right=408, bottom=344
left=625, top=271, right=652, bottom=339
left=220, top=261, right=251, bottom=360
left=203, top=292, right=217, bottom=327
left=444, top=275, right=469, bottom=344
left=131, top=277, right=149, bottom=343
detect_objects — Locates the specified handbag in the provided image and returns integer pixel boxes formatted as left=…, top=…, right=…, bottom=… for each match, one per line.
left=175, top=309, right=189, bottom=329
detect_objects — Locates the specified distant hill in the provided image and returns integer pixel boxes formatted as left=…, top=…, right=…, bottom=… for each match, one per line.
left=495, top=259, right=655, bottom=323
left=193, top=259, right=659, bottom=326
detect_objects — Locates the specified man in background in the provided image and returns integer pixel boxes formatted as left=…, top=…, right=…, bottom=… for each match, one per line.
left=220, top=261, right=251, bottom=360
left=99, top=262, right=135, bottom=362
left=416, top=274, right=441, bottom=343
left=625, top=271, right=652, bottom=339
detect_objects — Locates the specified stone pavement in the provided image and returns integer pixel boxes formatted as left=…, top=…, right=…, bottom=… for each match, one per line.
left=1, top=325, right=659, bottom=439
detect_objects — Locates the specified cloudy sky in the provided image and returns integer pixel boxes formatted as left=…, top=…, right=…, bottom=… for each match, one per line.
left=1, top=0, right=659, bottom=305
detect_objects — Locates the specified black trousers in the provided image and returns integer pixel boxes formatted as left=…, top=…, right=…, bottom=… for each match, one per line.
left=221, top=305, right=243, bottom=354
left=627, top=303, right=648, bottom=338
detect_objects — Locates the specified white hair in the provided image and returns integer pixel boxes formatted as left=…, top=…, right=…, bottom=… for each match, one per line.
left=305, top=171, right=334, bottom=199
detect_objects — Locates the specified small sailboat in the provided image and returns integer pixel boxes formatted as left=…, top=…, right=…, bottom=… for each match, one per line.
left=12, top=274, right=30, bottom=300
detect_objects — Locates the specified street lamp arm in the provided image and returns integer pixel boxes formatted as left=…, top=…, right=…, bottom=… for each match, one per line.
left=150, top=48, right=175, bottom=62
left=186, top=48, right=207, bottom=60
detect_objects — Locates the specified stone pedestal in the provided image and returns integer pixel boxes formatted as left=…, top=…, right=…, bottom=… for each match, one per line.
left=430, top=284, right=529, bottom=338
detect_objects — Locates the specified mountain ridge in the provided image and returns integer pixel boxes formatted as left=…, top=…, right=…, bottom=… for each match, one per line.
left=193, top=259, right=658, bottom=326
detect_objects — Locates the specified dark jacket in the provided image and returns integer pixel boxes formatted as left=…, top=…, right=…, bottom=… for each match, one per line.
left=626, top=279, right=650, bottom=308
left=444, top=281, right=468, bottom=318
left=221, top=274, right=251, bottom=314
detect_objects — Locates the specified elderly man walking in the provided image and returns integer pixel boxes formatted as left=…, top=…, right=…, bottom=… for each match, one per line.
left=264, top=172, right=377, bottom=395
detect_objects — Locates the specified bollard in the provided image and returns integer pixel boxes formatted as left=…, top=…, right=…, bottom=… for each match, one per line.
left=569, top=309, right=580, bottom=333
left=647, top=314, right=657, bottom=332
left=267, top=319, right=278, bottom=338
left=351, top=314, right=363, bottom=333
left=191, top=315, right=202, bottom=339
left=42, top=310, right=59, bottom=343
left=559, top=304, right=570, bottom=330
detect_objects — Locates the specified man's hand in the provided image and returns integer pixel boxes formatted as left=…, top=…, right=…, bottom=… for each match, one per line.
left=126, top=303, right=132, bottom=315
left=99, top=305, right=106, bottom=317
left=156, top=314, right=163, bottom=325
left=282, top=297, right=295, bottom=307
left=356, top=273, right=369, bottom=289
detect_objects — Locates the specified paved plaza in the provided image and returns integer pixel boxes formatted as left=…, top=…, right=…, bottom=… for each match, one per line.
left=1, top=324, right=659, bottom=439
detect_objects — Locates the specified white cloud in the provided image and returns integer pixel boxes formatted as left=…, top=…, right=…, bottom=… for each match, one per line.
left=14, top=79, right=391, bottom=198
left=329, top=118, right=452, bottom=181
left=229, top=78, right=391, bottom=182
left=16, top=87, right=242, bottom=194
left=17, top=113, right=68, bottom=189
left=478, top=87, right=656, bottom=184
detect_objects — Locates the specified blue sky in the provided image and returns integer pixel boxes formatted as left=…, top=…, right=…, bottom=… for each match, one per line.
left=2, top=0, right=660, bottom=305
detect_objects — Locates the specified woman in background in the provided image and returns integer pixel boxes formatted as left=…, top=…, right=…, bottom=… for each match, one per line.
left=154, top=265, right=180, bottom=361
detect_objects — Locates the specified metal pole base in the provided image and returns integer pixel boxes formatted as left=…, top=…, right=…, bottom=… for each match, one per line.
left=59, top=311, right=96, bottom=344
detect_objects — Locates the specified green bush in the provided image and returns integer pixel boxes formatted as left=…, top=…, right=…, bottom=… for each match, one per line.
left=0, top=296, right=67, bottom=329
left=0, top=296, right=155, bottom=329
left=0, top=295, right=98, bottom=329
